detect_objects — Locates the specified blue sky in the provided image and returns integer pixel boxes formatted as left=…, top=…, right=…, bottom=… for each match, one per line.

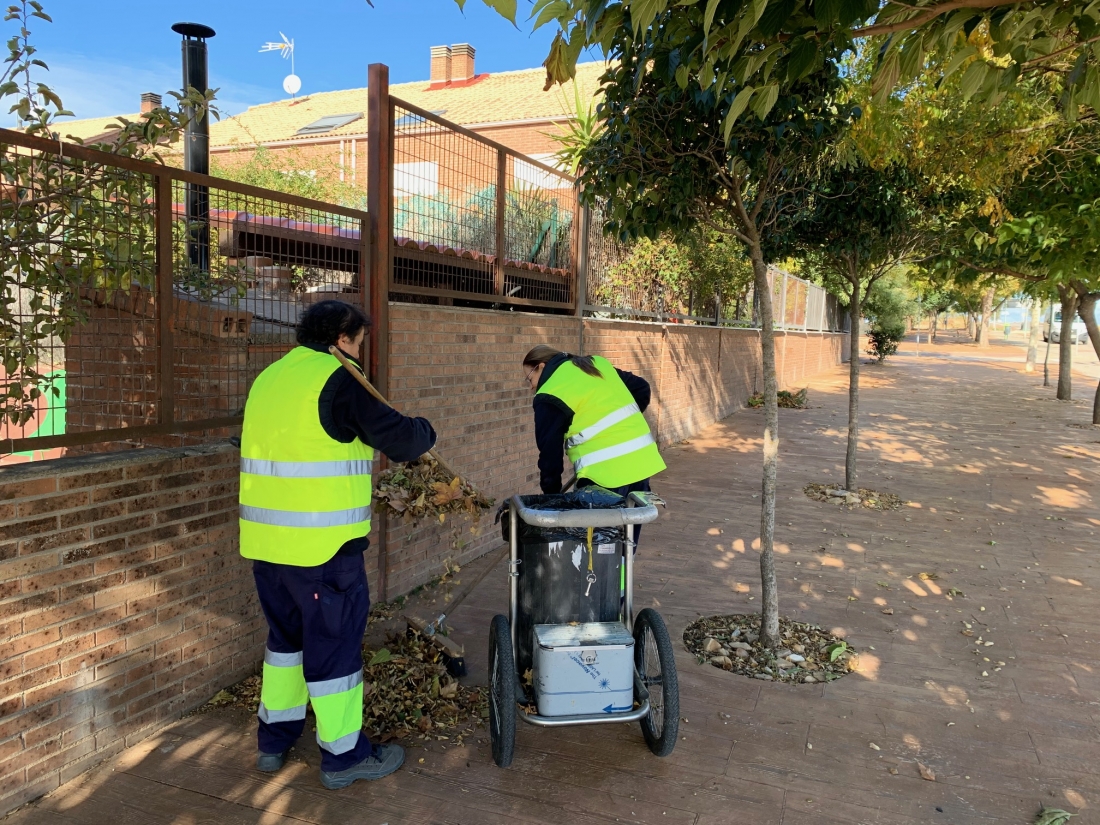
left=21, top=1, right=564, bottom=121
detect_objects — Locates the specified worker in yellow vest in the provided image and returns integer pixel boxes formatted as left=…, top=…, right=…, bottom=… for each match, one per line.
left=239, top=301, right=435, bottom=789
left=522, top=345, right=665, bottom=505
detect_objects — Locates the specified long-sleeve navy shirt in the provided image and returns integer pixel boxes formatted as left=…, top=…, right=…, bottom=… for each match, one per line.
left=306, top=343, right=437, bottom=554
left=532, top=353, right=652, bottom=494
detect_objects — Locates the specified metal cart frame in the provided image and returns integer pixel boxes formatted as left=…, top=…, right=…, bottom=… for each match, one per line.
left=488, top=490, right=679, bottom=765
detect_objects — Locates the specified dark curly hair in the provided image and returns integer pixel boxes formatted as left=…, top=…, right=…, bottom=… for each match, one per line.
left=296, top=300, right=371, bottom=347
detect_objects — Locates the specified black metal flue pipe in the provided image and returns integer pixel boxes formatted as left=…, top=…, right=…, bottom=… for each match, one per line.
left=172, top=22, right=215, bottom=273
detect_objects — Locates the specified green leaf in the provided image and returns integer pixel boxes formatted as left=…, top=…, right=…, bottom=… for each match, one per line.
left=940, top=44, right=977, bottom=81
left=368, top=648, right=393, bottom=666
left=480, top=0, right=517, bottom=24
left=814, top=0, right=842, bottom=26
left=703, top=0, right=721, bottom=37
left=531, top=0, right=568, bottom=30
left=630, top=0, right=664, bottom=36
left=757, top=0, right=795, bottom=38
left=872, top=49, right=900, bottom=106
left=786, top=38, right=818, bottom=82
left=723, top=85, right=754, bottom=142
left=751, top=83, right=779, bottom=119
left=958, top=60, right=988, bottom=101
left=675, top=64, right=690, bottom=89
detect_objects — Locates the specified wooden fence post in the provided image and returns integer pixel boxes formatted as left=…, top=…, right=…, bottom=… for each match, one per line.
left=367, top=62, right=392, bottom=601
left=155, top=173, right=175, bottom=427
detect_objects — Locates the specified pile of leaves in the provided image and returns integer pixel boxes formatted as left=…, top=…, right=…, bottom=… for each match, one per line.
left=747, top=388, right=808, bottom=409
left=361, top=632, right=487, bottom=744
left=374, top=456, right=493, bottom=524
left=197, top=632, right=487, bottom=747
left=200, top=675, right=262, bottom=714
left=683, top=615, right=857, bottom=684
left=804, top=483, right=903, bottom=511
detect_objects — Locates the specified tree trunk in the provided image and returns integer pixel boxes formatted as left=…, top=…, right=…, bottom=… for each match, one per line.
left=931, top=312, right=938, bottom=342
left=1075, top=292, right=1100, bottom=425
left=1043, top=301, right=1053, bottom=388
left=1057, top=285, right=1078, bottom=401
left=748, top=245, right=780, bottom=650
left=977, top=287, right=994, bottom=347
left=1025, top=299, right=1041, bottom=373
left=967, top=313, right=977, bottom=340
left=846, top=280, right=860, bottom=493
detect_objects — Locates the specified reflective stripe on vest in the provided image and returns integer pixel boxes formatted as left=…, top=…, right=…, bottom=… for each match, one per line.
left=565, top=402, right=640, bottom=450
left=239, top=346, right=374, bottom=566
left=536, top=355, right=666, bottom=489
left=240, top=504, right=372, bottom=528
left=573, top=432, right=657, bottom=473
left=241, top=458, right=374, bottom=478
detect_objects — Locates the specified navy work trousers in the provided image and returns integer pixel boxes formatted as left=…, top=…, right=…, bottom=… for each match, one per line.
left=252, top=551, right=375, bottom=772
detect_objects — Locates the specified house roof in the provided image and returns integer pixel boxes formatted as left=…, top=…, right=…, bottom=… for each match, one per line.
left=53, top=60, right=608, bottom=149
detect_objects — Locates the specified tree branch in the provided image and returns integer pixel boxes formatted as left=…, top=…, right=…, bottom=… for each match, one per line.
left=854, top=0, right=1030, bottom=39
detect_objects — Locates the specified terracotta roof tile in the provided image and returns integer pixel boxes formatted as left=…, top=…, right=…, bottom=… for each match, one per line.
left=52, top=61, right=607, bottom=149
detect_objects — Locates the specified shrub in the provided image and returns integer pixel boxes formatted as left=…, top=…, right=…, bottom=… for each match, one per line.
left=867, top=320, right=906, bottom=362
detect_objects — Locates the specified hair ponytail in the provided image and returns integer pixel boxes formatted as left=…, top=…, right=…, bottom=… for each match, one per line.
left=522, top=345, right=603, bottom=379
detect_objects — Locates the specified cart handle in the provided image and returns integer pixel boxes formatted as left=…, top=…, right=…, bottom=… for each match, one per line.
left=509, top=491, right=659, bottom=528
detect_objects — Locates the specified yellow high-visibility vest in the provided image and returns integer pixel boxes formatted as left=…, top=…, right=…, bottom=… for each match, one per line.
left=239, top=347, right=374, bottom=566
left=537, top=356, right=665, bottom=488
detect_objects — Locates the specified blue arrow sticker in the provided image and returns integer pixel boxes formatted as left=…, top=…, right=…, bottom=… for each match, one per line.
left=603, top=703, right=632, bottom=713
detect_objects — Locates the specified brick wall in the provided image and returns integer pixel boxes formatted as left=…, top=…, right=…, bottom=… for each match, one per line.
left=0, top=445, right=260, bottom=813
left=379, top=305, right=847, bottom=597
left=0, top=305, right=845, bottom=814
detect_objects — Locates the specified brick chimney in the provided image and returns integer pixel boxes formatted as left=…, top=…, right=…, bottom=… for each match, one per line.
left=430, top=46, right=452, bottom=86
left=451, top=43, right=475, bottom=82
left=140, top=92, right=162, bottom=114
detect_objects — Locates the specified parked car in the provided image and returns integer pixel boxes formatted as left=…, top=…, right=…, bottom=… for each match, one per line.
left=1042, top=308, right=1094, bottom=344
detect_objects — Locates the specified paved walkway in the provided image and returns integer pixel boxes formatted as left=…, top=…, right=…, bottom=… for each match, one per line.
left=7, top=350, right=1100, bottom=824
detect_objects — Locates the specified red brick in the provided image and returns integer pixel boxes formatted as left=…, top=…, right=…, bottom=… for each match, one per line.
left=0, top=516, right=58, bottom=543
left=90, top=514, right=155, bottom=540
left=17, top=491, right=91, bottom=518
left=60, top=571, right=125, bottom=603
left=0, top=590, right=58, bottom=620
left=0, top=477, right=56, bottom=502
left=57, top=468, right=125, bottom=492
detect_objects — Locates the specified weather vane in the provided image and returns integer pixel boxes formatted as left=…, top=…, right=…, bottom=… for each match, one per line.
left=260, top=32, right=301, bottom=97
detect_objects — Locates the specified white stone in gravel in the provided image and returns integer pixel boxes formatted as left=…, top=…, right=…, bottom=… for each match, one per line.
left=789, top=654, right=806, bottom=663
left=703, top=638, right=722, bottom=654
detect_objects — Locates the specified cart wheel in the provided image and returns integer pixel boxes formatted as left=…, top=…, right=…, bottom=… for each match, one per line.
left=633, top=607, right=679, bottom=757
left=488, top=614, right=516, bottom=768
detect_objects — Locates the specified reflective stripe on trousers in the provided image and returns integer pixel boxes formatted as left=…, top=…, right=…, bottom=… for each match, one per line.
left=573, top=432, right=656, bottom=473
left=308, top=670, right=365, bottom=754
left=239, top=504, right=371, bottom=528
left=241, top=458, right=374, bottom=478
left=258, top=646, right=308, bottom=725
left=565, top=402, right=641, bottom=450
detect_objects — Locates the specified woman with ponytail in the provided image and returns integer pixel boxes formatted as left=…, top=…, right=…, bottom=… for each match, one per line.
left=522, top=345, right=665, bottom=499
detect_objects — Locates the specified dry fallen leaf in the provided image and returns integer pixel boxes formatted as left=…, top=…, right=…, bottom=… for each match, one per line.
left=918, top=762, right=936, bottom=781
left=882, top=608, right=894, bottom=615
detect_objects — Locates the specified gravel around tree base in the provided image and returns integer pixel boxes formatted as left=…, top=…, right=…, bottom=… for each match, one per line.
left=683, top=614, right=858, bottom=684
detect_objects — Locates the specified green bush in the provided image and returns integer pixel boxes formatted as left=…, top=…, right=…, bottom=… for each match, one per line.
left=867, top=320, right=906, bottom=362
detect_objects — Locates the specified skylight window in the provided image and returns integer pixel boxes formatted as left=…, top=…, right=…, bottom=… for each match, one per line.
left=295, top=112, right=363, bottom=135
left=394, top=110, right=446, bottom=129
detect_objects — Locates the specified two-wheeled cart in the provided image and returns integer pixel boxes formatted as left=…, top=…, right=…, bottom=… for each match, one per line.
left=488, top=489, right=679, bottom=767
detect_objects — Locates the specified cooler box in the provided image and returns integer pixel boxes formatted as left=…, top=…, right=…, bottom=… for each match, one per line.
left=533, top=622, right=634, bottom=717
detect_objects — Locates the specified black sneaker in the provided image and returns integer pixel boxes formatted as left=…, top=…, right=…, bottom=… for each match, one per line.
left=256, top=749, right=290, bottom=772
left=319, top=744, right=405, bottom=789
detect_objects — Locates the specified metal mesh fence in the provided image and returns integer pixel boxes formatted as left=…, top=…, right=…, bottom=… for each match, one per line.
left=0, top=128, right=367, bottom=464
left=390, top=99, right=575, bottom=309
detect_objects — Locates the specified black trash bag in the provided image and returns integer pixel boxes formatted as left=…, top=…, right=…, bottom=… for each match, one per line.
left=497, top=487, right=631, bottom=680
left=495, top=486, right=627, bottom=545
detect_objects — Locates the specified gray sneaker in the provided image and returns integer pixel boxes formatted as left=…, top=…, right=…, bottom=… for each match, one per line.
left=256, top=749, right=289, bottom=772
left=320, top=744, right=405, bottom=789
